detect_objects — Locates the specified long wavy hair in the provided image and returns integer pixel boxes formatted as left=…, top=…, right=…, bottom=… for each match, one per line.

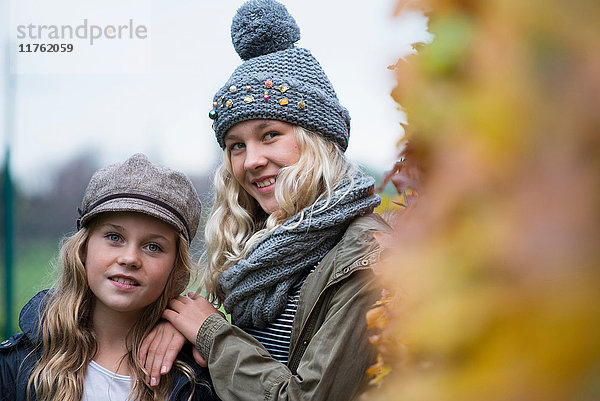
left=27, top=217, right=198, bottom=401
left=202, top=125, right=356, bottom=302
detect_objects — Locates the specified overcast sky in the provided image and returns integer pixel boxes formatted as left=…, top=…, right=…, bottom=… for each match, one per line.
left=1, top=0, right=432, bottom=193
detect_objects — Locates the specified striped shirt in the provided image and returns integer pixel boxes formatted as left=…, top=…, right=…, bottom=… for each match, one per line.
left=245, top=268, right=315, bottom=363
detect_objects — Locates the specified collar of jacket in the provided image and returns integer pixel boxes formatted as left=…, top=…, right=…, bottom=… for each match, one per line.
left=287, top=213, right=391, bottom=371
left=19, top=289, right=50, bottom=343
left=292, top=213, right=391, bottom=334
left=320, top=213, right=391, bottom=284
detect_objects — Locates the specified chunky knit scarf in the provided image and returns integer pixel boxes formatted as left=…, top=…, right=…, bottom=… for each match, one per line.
left=218, top=170, right=381, bottom=329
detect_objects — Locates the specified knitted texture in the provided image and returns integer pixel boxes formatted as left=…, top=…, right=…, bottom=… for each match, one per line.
left=217, top=170, right=381, bottom=329
left=210, top=0, right=351, bottom=151
left=231, top=0, right=300, bottom=60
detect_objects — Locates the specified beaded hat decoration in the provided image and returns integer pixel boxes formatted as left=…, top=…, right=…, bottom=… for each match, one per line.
left=209, top=0, right=351, bottom=151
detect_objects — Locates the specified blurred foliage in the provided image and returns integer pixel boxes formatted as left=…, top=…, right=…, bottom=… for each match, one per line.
left=364, top=0, right=600, bottom=400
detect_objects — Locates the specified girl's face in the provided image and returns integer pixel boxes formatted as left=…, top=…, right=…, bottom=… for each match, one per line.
left=224, top=119, right=301, bottom=214
left=82, top=212, right=177, bottom=317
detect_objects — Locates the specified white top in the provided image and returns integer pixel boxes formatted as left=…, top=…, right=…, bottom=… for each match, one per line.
left=83, top=360, right=132, bottom=401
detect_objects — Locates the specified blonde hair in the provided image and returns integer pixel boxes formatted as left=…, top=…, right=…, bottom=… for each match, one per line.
left=28, top=217, right=198, bottom=401
left=202, top=126, right=355, bottom=302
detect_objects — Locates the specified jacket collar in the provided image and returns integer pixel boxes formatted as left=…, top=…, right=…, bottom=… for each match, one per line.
left=19, top=289, right=50, bottom=343
left=323, top=213, right=391, bottom=283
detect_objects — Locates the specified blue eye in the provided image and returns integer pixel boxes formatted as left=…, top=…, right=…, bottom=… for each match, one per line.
left=147, top=243, right=162, bottom=253
left=264, top=132, right=278, bottom=140
left=230, top=142, right=245, bottom=151
left=107, top=233, right=121, bottom=242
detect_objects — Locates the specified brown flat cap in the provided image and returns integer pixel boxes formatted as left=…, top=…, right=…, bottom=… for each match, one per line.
left=77, top=153, right=201, bottom=243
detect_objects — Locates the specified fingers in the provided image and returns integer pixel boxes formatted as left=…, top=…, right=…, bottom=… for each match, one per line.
left=161, top=340, right=184, bottom=374
left=192, top=346, right=208, bottom=368
left=163, top=295, right=219, bottom=343
left=149, top=331, right=186, bottom=386
left=162, top=309, right=195, bottom=343
left=141, top=321, right=188, bottom=387
left=162, top=308, right=179, bottom=326
left=166, top=295, right=190, bottom=311
left=162, top=298, right=196, bottom=331
left=144, top=329, right=165, bottom=386
left=139, top=328, right=157, bottom=367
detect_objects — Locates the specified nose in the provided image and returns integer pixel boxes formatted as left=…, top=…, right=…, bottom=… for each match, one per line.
left=244, top=143, right=267, bottom=171
left=117, top=244, right=141, bottom=269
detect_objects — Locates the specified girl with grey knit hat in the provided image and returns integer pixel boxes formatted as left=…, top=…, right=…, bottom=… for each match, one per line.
left=141, top=1, right=391, bottom=400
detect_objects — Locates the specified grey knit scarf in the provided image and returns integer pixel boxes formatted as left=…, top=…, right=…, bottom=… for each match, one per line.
left=218, top=170, right=381, bottom=329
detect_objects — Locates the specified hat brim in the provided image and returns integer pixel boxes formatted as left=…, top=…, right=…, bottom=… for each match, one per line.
left=78, top=198, right=188, bottom=241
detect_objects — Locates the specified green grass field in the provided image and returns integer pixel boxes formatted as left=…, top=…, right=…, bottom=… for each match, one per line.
left=1, top=239, right=60, bottom=340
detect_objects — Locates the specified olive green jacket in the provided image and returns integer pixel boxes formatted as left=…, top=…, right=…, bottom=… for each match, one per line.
left=196, top=213, right=390, bottom=401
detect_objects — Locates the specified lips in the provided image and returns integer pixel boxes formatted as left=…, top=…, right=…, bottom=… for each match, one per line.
left=255, top=177, right=276, bottom=188
left=109, top=276, right=139, bottom=286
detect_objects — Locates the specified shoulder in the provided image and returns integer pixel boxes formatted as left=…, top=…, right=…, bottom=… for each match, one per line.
left=18, top=289, right=52, bottom=340
left=332, top=213, right=392, bottom=268
left=0, top=292, right=51, bottom=400
left=0, top=333, right=25, bottom=351
left=1, top=289, right=50, bottom=354
left=313, top=213, right=391, bottom=284
left=0, top=332, right=35, bottom=360
left=0, top=292, right=48, bottom=379
left=344, top=213, right=392, bottom=240
left=0, top=332, right=36, bottom=384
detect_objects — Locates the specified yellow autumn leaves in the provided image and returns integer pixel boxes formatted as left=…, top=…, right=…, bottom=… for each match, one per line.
left=363, top=0, right=600, bottom=400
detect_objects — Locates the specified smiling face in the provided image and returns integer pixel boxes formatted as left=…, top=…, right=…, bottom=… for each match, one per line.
left=82, top=212, right=177, bottom=318
left=224, top=119, right=301, bottom=215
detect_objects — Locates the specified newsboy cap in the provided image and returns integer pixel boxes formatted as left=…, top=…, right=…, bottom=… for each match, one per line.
left=77, top=153, right=201, bottom=243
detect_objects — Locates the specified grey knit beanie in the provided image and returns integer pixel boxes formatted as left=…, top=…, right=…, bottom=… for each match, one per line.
left=77, top=153, right=202, bottom=244
left=209, top=0, right=351, bottom=151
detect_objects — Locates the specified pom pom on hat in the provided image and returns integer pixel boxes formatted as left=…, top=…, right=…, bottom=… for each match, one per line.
left=231, top=0, right=301, bottom=60
left=212, top=0, right=351, bottom=151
